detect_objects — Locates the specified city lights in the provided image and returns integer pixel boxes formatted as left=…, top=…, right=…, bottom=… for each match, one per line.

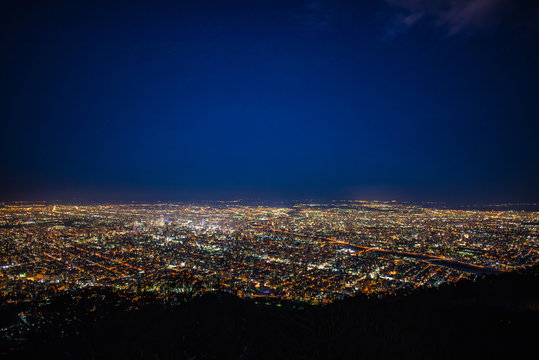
left=1, top=201, right=536, bottom=305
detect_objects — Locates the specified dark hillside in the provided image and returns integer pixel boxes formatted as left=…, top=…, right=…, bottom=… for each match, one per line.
left=2, top=267, right=538, bottom=360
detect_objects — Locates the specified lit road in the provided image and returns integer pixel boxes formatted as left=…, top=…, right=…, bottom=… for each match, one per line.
left=252, top=225, right=503, bottom=275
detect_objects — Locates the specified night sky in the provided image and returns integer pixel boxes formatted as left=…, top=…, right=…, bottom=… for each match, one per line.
left=1, top=0, right=538, bottom=203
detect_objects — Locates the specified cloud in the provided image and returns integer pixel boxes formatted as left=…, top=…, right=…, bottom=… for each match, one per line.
left=385, top=0, right=507, bottom=35
left=297, top=0, right=336, bottom=30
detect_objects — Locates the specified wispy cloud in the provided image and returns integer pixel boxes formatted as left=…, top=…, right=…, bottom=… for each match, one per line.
left=385, top=0, right=507, bottom=36
left=297, top=0, right=336, bottom=30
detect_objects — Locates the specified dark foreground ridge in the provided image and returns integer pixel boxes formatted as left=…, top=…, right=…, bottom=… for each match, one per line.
left=2, top=267, right=538, bottom=360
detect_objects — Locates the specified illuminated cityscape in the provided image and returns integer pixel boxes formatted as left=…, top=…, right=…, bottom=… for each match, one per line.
left=2, top=0, right=539, bottom=357
left=1, top=201, right=537, bottom=307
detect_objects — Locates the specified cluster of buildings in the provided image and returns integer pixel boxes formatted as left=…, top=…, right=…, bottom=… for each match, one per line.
left=0, top=201, right=537, bottom=305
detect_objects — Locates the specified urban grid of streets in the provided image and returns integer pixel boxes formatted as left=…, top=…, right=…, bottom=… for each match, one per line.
left=1, top=201, right=538, bottom=306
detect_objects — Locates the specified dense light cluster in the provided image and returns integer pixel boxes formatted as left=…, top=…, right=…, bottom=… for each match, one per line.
left=1, top=201, right=537, bottom=305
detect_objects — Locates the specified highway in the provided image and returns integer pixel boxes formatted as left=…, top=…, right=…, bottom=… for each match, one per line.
left=252, top=225, right=503, bottom=275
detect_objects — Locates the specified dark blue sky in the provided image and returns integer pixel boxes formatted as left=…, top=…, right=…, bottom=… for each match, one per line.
left=1, top=0, right=538, bottom=203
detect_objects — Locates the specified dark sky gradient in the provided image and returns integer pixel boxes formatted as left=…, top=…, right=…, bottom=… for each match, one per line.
left=1, top=0, right=538, bottom=203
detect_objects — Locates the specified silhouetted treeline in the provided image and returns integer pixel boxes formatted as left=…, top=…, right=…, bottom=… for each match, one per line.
left=2, top=266, right=538, bottom=360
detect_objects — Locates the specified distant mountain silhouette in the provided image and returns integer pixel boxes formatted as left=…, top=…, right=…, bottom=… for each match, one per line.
left=2, top=266, right=538, bottom=360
